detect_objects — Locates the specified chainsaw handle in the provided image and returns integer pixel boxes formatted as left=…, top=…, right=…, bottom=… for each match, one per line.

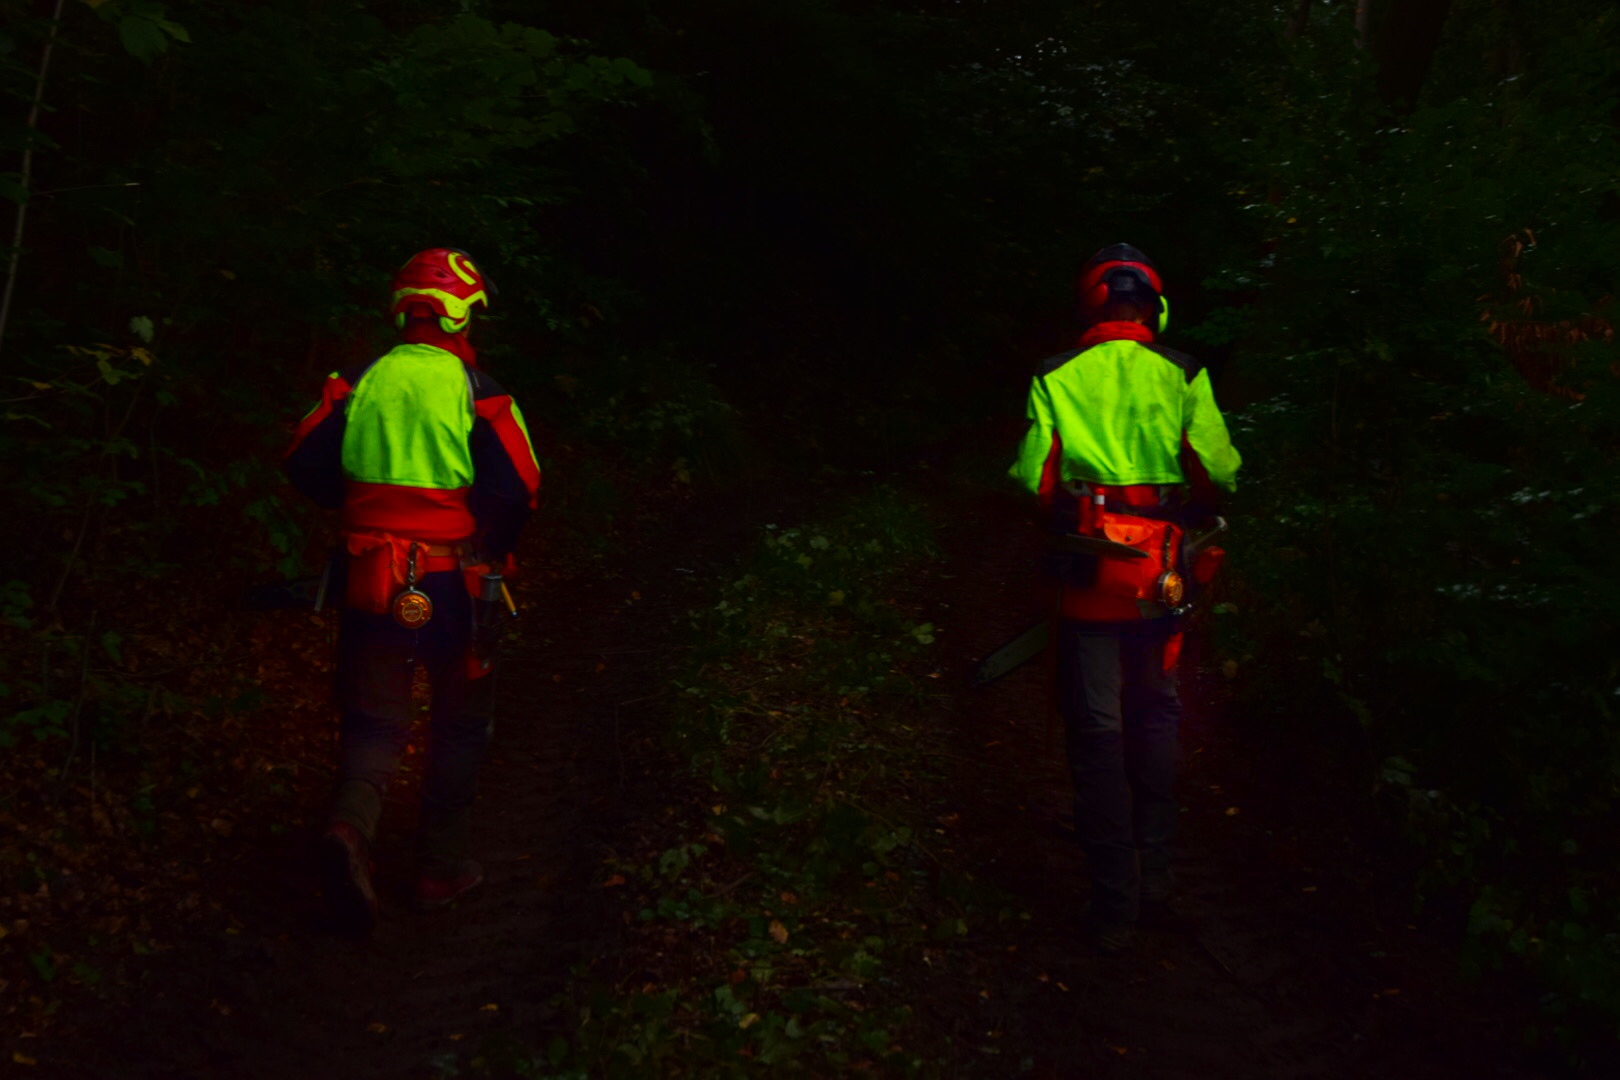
left=1184, top=516, right=1228, bottom=554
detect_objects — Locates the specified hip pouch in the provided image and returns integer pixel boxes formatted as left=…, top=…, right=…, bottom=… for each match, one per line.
left=1091, top=511, right=1185, bottom=606
left=1191, top=543, right=1226, bottom=586
left=342, top=532, right=411, bottom=614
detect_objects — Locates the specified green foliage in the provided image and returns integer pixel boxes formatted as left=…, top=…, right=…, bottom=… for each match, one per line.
left=4, top=0, right=1619, bottom=1059
left=0, top=0, right=663, bottom=769
left=90, top=0, right=192, bottom=65
left=1202, top=0, right=1620, bottom=1049
left=537, top=488, right=964, bottom=1077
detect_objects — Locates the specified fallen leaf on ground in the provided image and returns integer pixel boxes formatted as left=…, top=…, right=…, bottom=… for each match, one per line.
left=769, top=920, right=788, bottom=944
left=366, top=1023, right=387, bottom=1034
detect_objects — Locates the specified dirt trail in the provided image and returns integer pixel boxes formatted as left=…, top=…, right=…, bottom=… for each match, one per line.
left=924, top=485, right=1558, bottom=1079
left=52, top=492, right=781, bottom=1080
left=37, top=465, right=1570, bottom=1079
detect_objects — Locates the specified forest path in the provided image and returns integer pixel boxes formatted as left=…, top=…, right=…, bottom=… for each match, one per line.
left=57, top=489, right=783, bottom=1080
left=43, top=460, right=1559, bottom=1080
left=918, top=478, right=1554, bottom=1079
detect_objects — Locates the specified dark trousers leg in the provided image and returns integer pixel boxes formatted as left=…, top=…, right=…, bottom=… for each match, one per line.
left=1059, top=619, right=1182, bottom=923
left=330, top=571, right=488, bottom=861
left=417, top=654, right=496, bottom=874
left=1059, top=624, right=1138, bottom=923
left=332, top=613, right=415, bottom=839
left=1121, top=632, right=1180, bottom=894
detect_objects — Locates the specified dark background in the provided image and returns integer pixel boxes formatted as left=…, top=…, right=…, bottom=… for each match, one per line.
left=2, top=0, right=1617, bottom=1054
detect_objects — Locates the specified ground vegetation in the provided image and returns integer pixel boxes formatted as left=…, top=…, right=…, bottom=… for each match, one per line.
left=1, top=0, right=1617, bottom=1071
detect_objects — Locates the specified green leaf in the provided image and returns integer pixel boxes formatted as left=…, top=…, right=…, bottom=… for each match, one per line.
left=29, top=948, right=56, bottom=982
left=614, top=57, right=653, bottom=88
left=118, top=15, right=171, bottom=63
left=129, top=315, right=154, bottom=342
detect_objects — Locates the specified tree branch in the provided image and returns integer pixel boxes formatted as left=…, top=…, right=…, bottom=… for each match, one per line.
left=0, top=0, right=69, bottom=362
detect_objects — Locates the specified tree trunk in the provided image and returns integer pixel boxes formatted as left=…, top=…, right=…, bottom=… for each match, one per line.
left=1373, top=0, right=1455, bottom=108
left=0, top=0, right=69, bottom=361
left=1287, top=0, right=1315, bottom=41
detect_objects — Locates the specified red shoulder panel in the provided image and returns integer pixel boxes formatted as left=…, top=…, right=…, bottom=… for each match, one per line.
left=284, top=375, right=353, bottom=459
left=475, top=394, right=542, bottom=508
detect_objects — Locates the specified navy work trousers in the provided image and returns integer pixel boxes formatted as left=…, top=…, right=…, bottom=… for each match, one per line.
left=1057, top=617, right=1181, bottom=924
left=334, top=570, right=495, bottom=846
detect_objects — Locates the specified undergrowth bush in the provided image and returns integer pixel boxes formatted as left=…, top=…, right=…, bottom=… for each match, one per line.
left=517, top=487, right=1002, bottom=1078
left=1199, top=6, right=1620, bottom=1055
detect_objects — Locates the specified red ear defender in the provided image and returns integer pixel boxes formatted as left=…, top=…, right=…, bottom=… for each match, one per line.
left=1081, top=280, right=1112, bottom=313
left=1076, top=243, right=1167, bottom=333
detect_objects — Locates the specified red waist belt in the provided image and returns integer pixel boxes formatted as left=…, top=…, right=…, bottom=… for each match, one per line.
left=341, top=532, right=472, bottom=613
left=402, top=542, right=465, bottom=574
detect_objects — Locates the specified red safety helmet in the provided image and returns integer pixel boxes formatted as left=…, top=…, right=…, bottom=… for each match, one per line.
left=389, top=248, right=493, bottom=334
left=1077, top=243, right=1168, bottom=334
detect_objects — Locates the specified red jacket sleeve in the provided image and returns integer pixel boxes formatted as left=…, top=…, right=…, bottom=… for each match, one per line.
left=283, top=372, right=353, bottom=509
left=467, top=368, right=541, bottom=559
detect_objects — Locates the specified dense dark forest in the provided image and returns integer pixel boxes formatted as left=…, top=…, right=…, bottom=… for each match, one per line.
left=3, top=0, right=1618, bottom=1075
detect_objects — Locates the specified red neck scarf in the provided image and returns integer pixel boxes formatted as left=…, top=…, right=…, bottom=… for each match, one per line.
left=1078, top=320, right=1155, bottom=350
left=401, top=320, right=478, bottom=367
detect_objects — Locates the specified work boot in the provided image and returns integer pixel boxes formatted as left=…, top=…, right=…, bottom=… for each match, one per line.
left=415, top=808, right=481, bottom=911
left=413, top=860, right=484, bottom=912
left=1141, top=866, right=1177, bottom=908
left=319, top=821, right=378, bottom=937
left=1078, top=902, right=1136, bottom=956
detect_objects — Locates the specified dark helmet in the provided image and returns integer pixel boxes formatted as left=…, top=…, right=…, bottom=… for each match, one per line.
left=1077, top=243, right=1168, bottom=334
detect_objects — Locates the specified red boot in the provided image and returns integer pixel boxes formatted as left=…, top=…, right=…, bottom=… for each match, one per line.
left=320, top=821, right=378, bottom=936
left=413, top=861, right=484, bottom=912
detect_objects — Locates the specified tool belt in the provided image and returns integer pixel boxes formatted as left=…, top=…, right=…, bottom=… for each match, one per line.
left=1088, top=510, right=1187, bottom=608
left=1058, top=484, right=1226, bottom=613
left=342, top=531, right=478, bottom=625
